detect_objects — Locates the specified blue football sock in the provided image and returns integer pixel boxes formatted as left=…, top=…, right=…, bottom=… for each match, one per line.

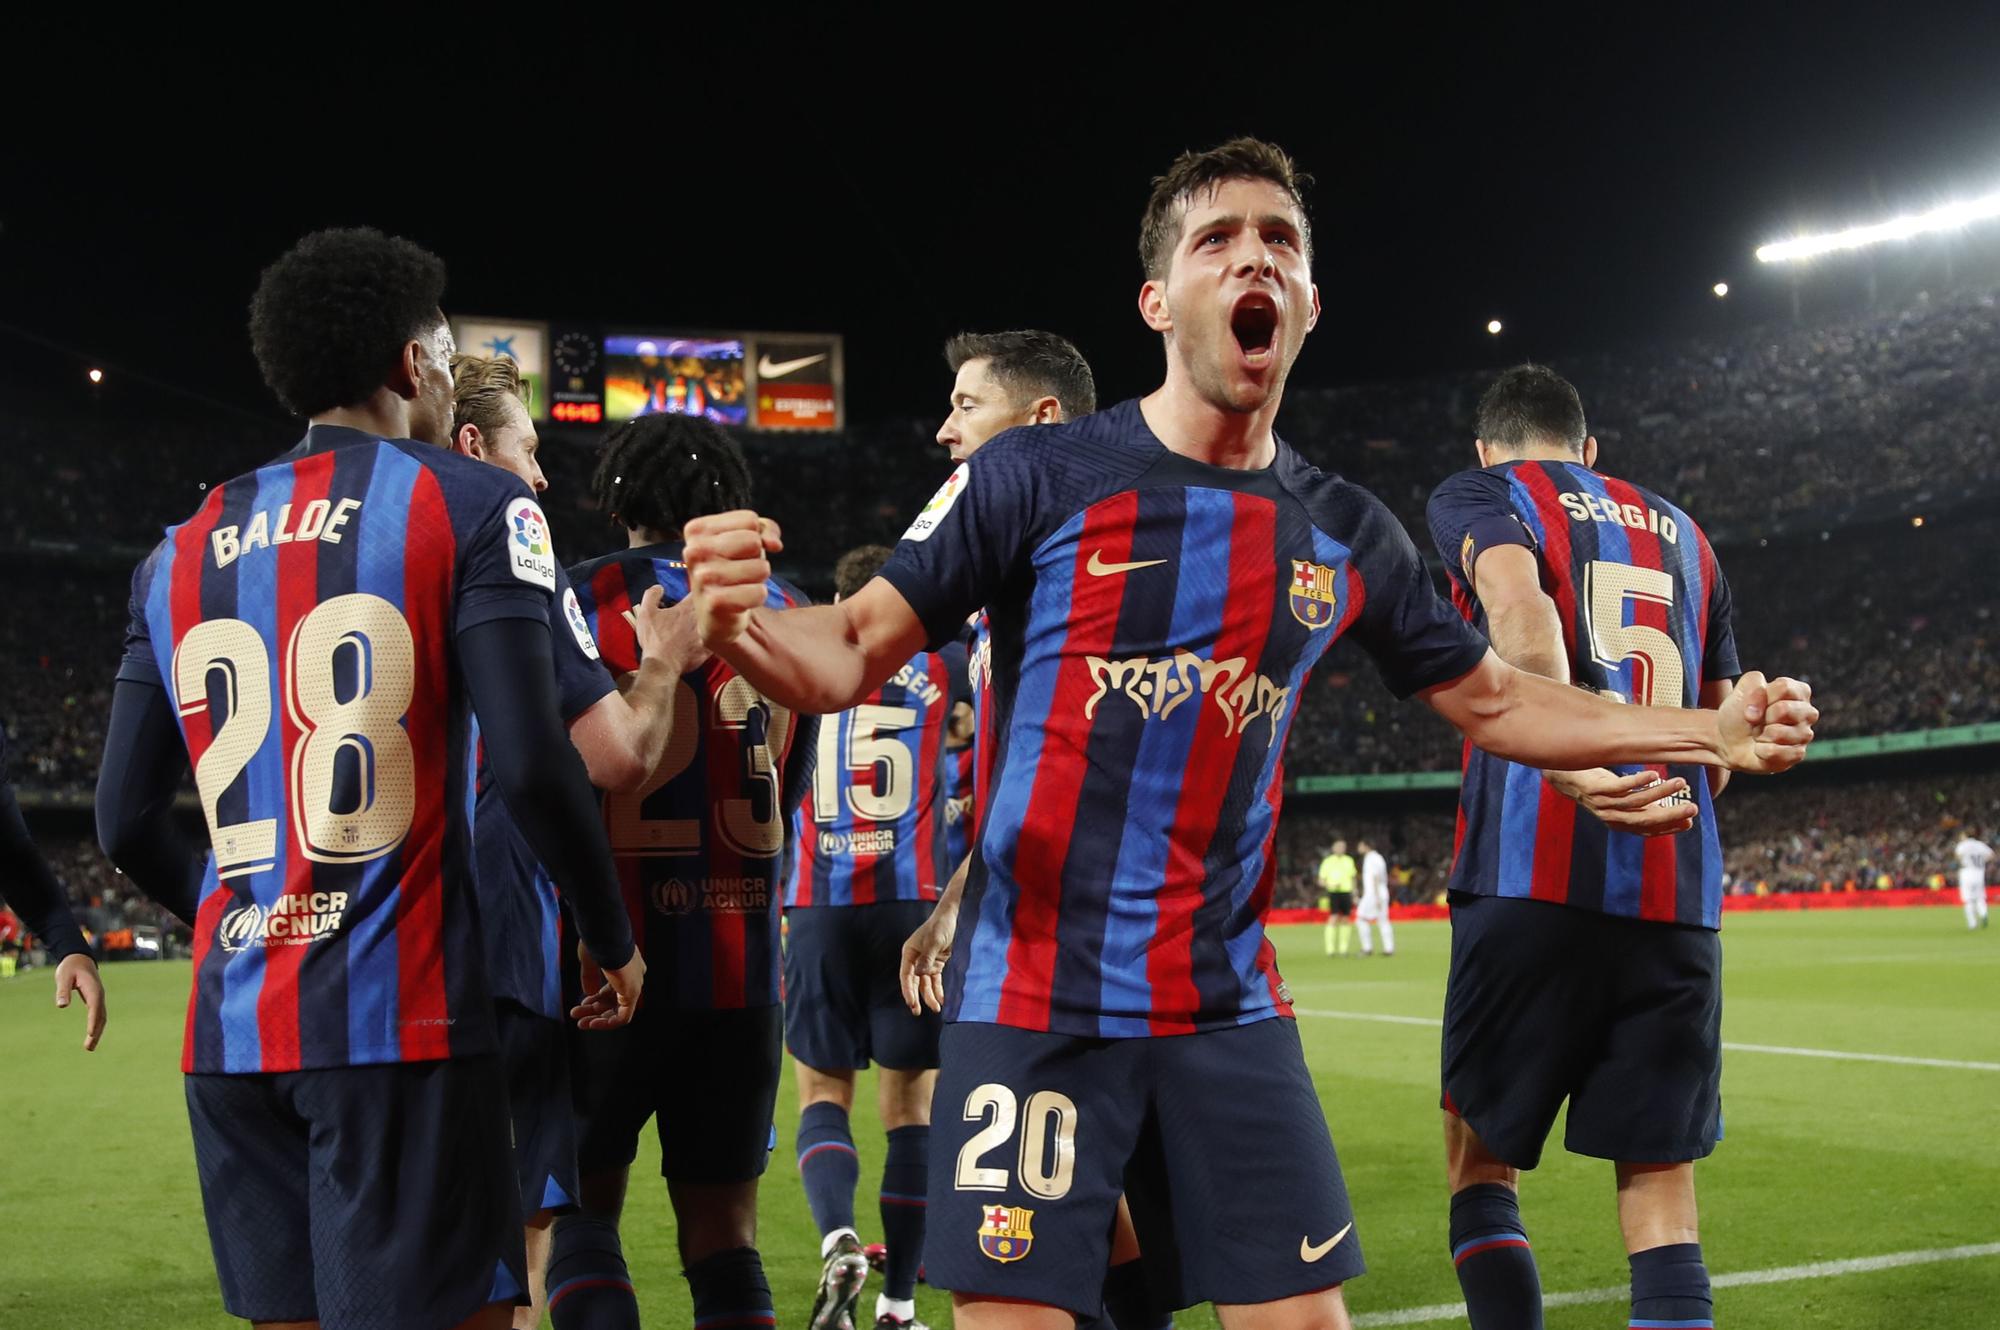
left=879, top=1124, right=929, bottom=1301
left=685, top=1245, right=776, bottom=1329
left=1629, top=1242, right=1714, bottom=1329
left=1449, top=1183, right=1542, bottom=1330
left=547, top=1215, right=640, bottom=1330
left=797, top=1101, right=859, bottom=1237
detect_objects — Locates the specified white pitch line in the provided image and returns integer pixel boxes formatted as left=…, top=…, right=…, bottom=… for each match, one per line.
left=1293, top=1009, right=2000, bottom=1071
left=1353, top=1241, right=2000, bottom=1326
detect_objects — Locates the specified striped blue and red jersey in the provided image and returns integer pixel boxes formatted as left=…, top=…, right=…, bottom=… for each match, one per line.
left=116, top=425, right=564, bottom=1074
left=569, top=542, right=817, bottom=1010
left=877, top=400, right=1490, bottom=1037
left=470, top=561, right=617, bottom=1020
left=943, top=613, right=990, bottom=871
left=788, top=641, right=967, bottom=907
left=1426, top=459, right=1741, bottom=929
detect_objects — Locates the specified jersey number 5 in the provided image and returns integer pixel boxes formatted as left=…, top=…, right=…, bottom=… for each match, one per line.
left=1580, top=560, right=1685, bottom=709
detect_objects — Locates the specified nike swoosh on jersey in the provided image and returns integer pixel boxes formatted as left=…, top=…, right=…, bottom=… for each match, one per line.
left=757, top=352, right=828, bottom=379
left=1085, top=550, right=1168, bottom=577
left=1300, top=1223, right=1354, bottom=1262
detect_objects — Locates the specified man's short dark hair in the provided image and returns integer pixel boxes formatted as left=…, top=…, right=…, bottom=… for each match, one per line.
left=1476, top=364, right=1588, bottom=456
left=944, top=330, right=1096, bottom=420
left=1139, top=137, right=1313, bottom=280
left=249, top=227, right=448, bottom=417
left=833, top=544, right=893, bottom=598
left=592, top=414, right=752, bottom=534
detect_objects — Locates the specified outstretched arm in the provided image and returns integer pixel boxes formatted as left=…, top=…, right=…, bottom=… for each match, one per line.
left=1422, top=651, right=1816, bottom=774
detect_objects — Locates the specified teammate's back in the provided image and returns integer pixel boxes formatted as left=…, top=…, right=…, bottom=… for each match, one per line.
left=791, top=545, right=966, bottom=909
left=1429, top=453, right=1739, bottom=926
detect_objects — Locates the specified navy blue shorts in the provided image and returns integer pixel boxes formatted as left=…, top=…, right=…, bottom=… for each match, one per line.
left=184, top=1055, right=526, bottom=1330
left=1442, top=892, right=1723, bottom=1169
left=785, top=901, right=943, bottom=1071
left=571, top=1003, right=783, bottom=1183
left=497, top=1001, right=579, bottom=1217
left=924, top=1017, right=1362, bottom=1316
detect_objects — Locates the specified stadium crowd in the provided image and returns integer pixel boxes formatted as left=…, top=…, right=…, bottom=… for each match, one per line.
left=1272, top=769, right=2000, bottom=910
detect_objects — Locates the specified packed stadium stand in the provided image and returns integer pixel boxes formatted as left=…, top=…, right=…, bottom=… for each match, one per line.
left=6, top=286, right=1998, bottom=945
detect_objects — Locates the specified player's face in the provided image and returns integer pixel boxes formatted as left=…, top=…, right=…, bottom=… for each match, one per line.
left=478, top=397, right=547, bottom=494
left=1145, top=178, right=1319, bottom=415
left=409, top=320, right=457, bottom=448
left=937, top=358, right=1036, bottom=462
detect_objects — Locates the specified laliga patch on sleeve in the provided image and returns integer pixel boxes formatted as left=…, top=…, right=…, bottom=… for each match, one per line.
left=506, top=499, right=558, bottom=590
left=902, top=463, right=970, bottom=543
left=562, top=586, right=600, bottom=660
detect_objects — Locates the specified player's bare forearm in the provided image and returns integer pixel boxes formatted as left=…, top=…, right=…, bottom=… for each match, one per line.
left=1422, top=650, right=1817, bottom=773
left=713, top=583, right=930, bottom=716
left=686, top=512, right=928, bottom=713
left=1483, top=595, right=1570, bottom=687
left=612, top=656, right=687, bottom=782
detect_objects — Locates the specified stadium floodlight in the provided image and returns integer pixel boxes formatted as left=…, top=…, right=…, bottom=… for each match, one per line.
left=1485, top=319, right=1503, bottom=335
left=1756, top=190, right=2000, bottom=263
left=1713, top=282, right=1730, bottom=298
left=87, top=368, right=103, bottom=383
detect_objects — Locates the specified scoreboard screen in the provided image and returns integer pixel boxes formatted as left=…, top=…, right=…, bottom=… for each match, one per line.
left=604, top=335, right=748, bottom=425
left=489, top=320, right=842, bottom=433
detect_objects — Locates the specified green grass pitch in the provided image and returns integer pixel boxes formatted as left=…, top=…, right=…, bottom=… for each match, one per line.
left=2, top=909, right=1994, bottom=1327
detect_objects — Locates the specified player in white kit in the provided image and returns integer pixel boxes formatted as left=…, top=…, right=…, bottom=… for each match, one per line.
left=1355, top=838, right=1395, bottom=958
left=1956, top=834, right=1992, bottom=931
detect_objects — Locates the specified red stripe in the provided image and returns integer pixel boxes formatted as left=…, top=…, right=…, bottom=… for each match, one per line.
left=910, top=654, right=946, bottom=902
left=1599, top=474, right=1680, bottom=923
left=700, top=667, right=750, bottom=1007
left=1453, top=1236, right=1531, bottom=1266
left=590, top=562, right=640, bottom=674
left=1514, top=465, right=1578, bottom=655
left=1247, top=784, right=1290, bottom=1014
left=1148, top=494, right=1279, bottom=1035
left=1693, top=525, right=1719, bottom=661
left=394, top=466, right=454, bottom=1060
left=168, top=493, right=228, bottom=1073
left=998, top=496, right=1139, bottom=1029
left=1529, top=781, right=1576, bottom=904
left=261, top=453, right=336, bottom=1071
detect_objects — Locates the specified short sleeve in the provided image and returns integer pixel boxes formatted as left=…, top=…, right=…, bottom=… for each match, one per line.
left=877, top=435, right=1040, bottom=650
left=115, top=547, right=166, bottom=688
left=1425, top=467, right=1536, bottom=601
left=549, top=564, right=617, bottom=723
left=1349, top=501, right=1491, bottom=699
left=1702, top=548, right=1742, bottom=683
left=456, top=480, right=558, bottom=636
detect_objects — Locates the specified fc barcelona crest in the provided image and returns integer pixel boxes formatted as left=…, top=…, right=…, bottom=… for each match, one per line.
left=1289, top=559, right=1340, bottom=629
left=978, top=1204, right=1036, bottom=1262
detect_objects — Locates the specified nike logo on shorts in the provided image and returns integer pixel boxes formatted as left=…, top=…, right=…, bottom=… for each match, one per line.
left=1300, top=1223, right=1353, bottom=1262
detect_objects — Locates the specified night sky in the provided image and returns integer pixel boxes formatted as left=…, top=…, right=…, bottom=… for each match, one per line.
left=10, top=13, right=2000, bottom=428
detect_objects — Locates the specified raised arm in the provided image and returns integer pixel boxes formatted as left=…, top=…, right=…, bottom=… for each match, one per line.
left=684, top=512, right=929, bottom=714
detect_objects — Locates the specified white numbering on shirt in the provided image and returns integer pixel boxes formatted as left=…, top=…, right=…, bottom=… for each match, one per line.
left=604, top=676, right=794, bottom=857
left=812, top=703, right=918, bottom=824
left=175, top=593, right=416, bottom=875
left=1580, top=559, right=1684, bottom=708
